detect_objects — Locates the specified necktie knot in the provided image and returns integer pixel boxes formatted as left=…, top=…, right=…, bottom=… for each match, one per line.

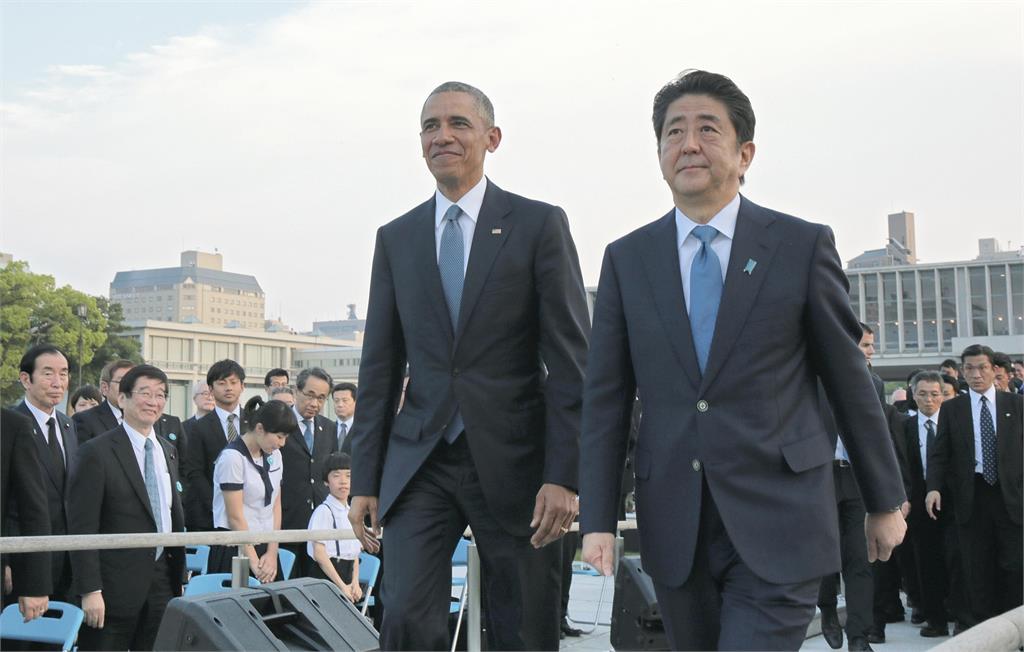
left=692, top=225, right=719, bottom=246
left=444, top=204, right=462, bottom=224
left=145, top=437, right=153, bottom=451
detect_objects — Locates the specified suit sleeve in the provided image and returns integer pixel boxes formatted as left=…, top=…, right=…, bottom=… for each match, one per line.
left=5, top=413, right=53, bottom=597
left=580, top=246, right=638, bottom=534
left=534, top=208, right=590, bottom=491
left=67, top=441, right=105, bottom=596
left=350, top=227, right=408, bottom=498
left=805, top=225, right=905, bottom=512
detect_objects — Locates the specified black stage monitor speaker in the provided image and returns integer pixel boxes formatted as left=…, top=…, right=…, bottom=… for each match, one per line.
left=610, top=556, right=668, bottom=651
left=154, top=577, right=379, bottom=651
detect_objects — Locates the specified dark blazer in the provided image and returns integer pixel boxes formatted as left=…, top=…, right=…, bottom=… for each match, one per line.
left=349, top=180, right=590, bottom=536
left=154, top=414, right=186, bottom=473
left=73, top=400, right=119, bottom=444
left=67, top=426, right=185, bottom=615
left=281, top=414, right=337, bottom=530
left=13, top=401, right=78, bottom=594
left=183, top=409, right=246, bottom=531
left=903, top=413, right=934, bottom=523
left=1, top=407, right=52, bottom=598
left=580, top=197, right=906, bottom=587
left=926, top=391, right=1023, bottom=525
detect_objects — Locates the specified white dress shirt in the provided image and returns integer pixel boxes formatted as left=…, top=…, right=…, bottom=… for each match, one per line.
left=434, top=176, right=487, bottom=273
left=123, top=422, right=172, bottom=558
left=108, top=402, right=123, bottom=424
left=969, top=386, right=998, bottom=474
left=675, top=193, right=739, bottom=314
left=24, top=400, right=66, bottom=461
left=337, top=417, right=353, bottom=441
left=215, top=404, right=242, bottom=440
left=307, top=494, right=361, bottom=561
left=917, top=410, right=939, bottom=475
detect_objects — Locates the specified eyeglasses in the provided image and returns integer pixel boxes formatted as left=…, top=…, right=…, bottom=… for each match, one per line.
left=300, top=390, right=328, bottom=404
left=131, top=390, right=167, bottom=402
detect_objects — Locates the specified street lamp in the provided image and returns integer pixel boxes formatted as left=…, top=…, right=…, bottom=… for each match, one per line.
left=76, top=304, right=88, bottom=390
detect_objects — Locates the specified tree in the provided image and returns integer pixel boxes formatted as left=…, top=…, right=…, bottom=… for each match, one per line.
left=75, top=297, right=143, bottom=388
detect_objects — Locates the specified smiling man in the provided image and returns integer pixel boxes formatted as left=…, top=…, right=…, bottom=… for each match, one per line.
left=579, top=70, right=906, bottom=650
left=348, top=81, right=589, bottom=650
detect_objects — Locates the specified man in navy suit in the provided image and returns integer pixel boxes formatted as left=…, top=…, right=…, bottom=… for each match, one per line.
left=579, top=70, right=906, bottom=650
left=348, top=81, right=589, bottom=650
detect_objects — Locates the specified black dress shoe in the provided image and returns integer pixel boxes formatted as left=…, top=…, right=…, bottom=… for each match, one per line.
left=884, top=610, right=905, bottom=623
left=865, top=626, right=885, bottom=644
left=560, top=618, right=583, bottom=637
left=920, top=623, right=950, bottom=637
left=952, top=622, right=969, bottom=636
left=820, top=607, right=843, bottom=649
left=910, top=608, right=926, bottom=624
left=847, top=637, right=873, bottom=651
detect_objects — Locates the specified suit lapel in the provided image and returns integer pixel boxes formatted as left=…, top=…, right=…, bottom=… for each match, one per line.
left=957, top=397, right=976, bottom=470
left=905, top=417, right=923, bottom=482
left=454, top=181, right=513, bottom=346
left=99, top=401, right=118, bottom=432
left=111, top=427, right=158, bottom=528
left=700, top=198, right=780, bottom=392
left=639, top=211, right=701, bottom=389
left=411, top=197, right=456, bottom=344
left=18, top=402, right=64, bottom=493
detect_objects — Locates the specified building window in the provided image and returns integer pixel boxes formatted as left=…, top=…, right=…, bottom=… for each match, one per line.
left=244, top=344, right=283, bottom=372
left=848, top=274, right=860, bottom=319
left=150, top=336, right=191, bottom=365
left=969, top=267, right=988, bottom=336
left=939, top=269, right=957, bottom=350
left=1011, top=264, right=1024, bottom=335
left=990, top=265, right=1009, bottom=336
left=900, top=272, right=918, bottom=352
left=882, top=272, right=899, bottom=353
left=920, top=270, right=938, bottom=352
left=199, top=340, right=236, bottom=364
left=863, top=274, right=879, bottom=340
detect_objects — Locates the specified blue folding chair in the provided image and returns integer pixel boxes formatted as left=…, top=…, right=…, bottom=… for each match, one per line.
left=184, top=572, right=260, bottom=596
left=356, top=552, right=381, bottom=616
left=185, top=544, right=210, bottom=575
left=278, top=548, right=296, bottom=580
left=0, top=601, right=84, bottom=652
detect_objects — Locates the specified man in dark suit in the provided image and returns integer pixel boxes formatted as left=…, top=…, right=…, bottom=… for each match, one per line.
left=348, top=81, right=589, bottom=651
left=68, top=365, right=186, bottom=651
left=73, top=359, right=134, bottom=444
left=926, top=344, right=1023, bottom=625
left=183, top=359, right=247, bottom=531
left=281, top=367, right=338, bottom=577
left=1, top=407, right=52, bottom=621
left=332, top=382, right=357, bottom=454
left=579, top=70, right=906, bottom=651
left=11, top=344, right=79, bottom=603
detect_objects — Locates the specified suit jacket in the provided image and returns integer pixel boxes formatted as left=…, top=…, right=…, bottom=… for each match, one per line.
left=183, top=410, right=247, bottom=531
left=73, top=400, right=119, bottom=444
left=1, top=407, right=52, bottom=597
left=903, top=413, right=936, bottom=525
left=349, top=180, right=590, bottom=536
left=13, top=401, right=78, bottom=592
left=154, top=414, right=186, bottom=474
left=580, top=197, right=906, bottom=587
left=926, top=391, right=1023, bottom=525
left=281, top=414, right=337, bottom=530
left=67, top=426, right=185, bottom=615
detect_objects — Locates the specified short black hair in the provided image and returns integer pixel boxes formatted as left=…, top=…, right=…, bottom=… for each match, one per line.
left=243, top=396, right=298, bottom=435
left=940, top=373, right=959, bottom=391
left=906, top=368, right=926, bottom=386
left=858, top=322, right=873, bottom=335
left=322, top=452, right=352, bottom=481
left=426, top=81, right=495, bottom=127
left=992, top=352, right=1013, bottom=375
left=940, top=358, right=959, bottom=371
left=332, top=382, right=358, bottom=400
left=119, top=364, right=168, bottom=396
left=19, top=344, right=68, bottom=377
left=296, top=367, right=333, bottom=391
left=961, top=344, right=995, bottom=366
left=264, top=368, right=289, bottom=386
left=207, top=359, right=245, bottom=386
left=69, top=384, right=103, bottom=407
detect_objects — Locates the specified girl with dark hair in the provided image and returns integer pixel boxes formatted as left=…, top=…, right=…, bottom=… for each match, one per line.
left=67, top=384, right=103, bottom=416
left=207, top=397, right=298, bottom=581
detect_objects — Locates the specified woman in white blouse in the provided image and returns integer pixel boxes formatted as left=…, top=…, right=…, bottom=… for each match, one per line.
left=208, top=397, right=297, bottom=582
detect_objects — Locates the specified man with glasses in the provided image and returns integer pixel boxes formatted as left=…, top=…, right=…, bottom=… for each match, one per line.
left=926, top=344, right=1023, bottom=625
left=68, top=364, right=186, bottom=651
left=282, top=367, right=338, bottom=577
left=73, top=359, right=135, bottom=443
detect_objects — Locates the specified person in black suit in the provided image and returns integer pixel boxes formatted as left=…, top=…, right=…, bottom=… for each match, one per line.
left=332, top=382, right=357, bottom=454
left=182, top=380, right=215, bottom=437
left=10, top=344, right=79, bottom=604
left=280, top=367, right=338, bottom=577
left=68, top=365, right=186, bottom=651
left=264, top=368, right=290, bottom=398
left=348, top=81, right=589, bottom=651
left=183, top=360, right=247, bottom=532
left=1, top=407, right=52, bottom=621
left=579, top=70, right=906, bottom=651
left=940, top=359, right=970, bottom=395
left=927, top=344, right=1023, bottom=625
left=73, top=359, right=134, bottom=444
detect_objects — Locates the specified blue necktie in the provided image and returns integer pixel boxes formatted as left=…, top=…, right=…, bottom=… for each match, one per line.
left=980, top=396, right=998, bottom=485
left=303, top=419, right=314, bottom=452
left=438, top=204, right=465, bottom=443
left=144, top=438, right=162, bottom=528
left=689, top=225, right=723, bottom=373
left=338, top=422, right=348, bottom=449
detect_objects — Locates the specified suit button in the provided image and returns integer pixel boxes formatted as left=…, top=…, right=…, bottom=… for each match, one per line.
left=692, top=459, right=702, bottom=472
left=452, top=368, right=460, bottom=377
left=310, top=478, right=315, bottom=484
left=696, top=400, right=709, bottom=412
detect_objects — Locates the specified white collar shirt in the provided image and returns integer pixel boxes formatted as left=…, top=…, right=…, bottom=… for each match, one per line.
left=214, top=404, right=242, bottom=441
left=123, top=422, right=172, bottom=557
left=107, top=401, right=123, bottom=423
left=969, top=386, right=998, bottom=474
left=675, top=193, right=739, bottom=314
left=24, top=400, right=65, bottom=460
left=434, top=176, right=487, bottom=273
left=917, top=410, right=939, bottom=475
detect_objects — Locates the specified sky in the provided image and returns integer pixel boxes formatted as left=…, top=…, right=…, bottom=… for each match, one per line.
left=2, top=1, right=1022, bottom=332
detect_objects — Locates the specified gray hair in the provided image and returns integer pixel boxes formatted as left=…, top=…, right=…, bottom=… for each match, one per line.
left=269, top=385, right=295, bottom=399
left=911, top=370, right=944, bottom=391
left=426, top=81, right=495, bottom=127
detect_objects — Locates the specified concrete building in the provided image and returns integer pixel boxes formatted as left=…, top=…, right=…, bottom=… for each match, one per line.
left=311, top=304, right=366, bottom=343
left=110, top=250, right=265, bottom=330
left=293, top=346, right=363, bottom=384
left=847, top=211, right=917, bottom=269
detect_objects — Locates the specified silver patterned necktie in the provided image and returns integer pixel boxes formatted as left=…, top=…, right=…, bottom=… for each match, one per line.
left=979, top=396, right=998, bottom=485
left=689, top=225, right=723, bottom=373
left=438, top=203, right=465, bottom=443
left=227, top=413, right=239, bottom=441
left=144, top=438, right=161, bottom=527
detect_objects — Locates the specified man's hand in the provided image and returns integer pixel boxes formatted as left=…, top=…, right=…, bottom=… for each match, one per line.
left=256, top=551, right=278, bottom=583
left=900, top=501, right=911, bottom=518
left=530, top=484, right=578, bottom=548
left=18, top=596, right=48, bottom=622
left=82, top=592, right=105, bottom=629
left=925, top=491, right=942, bottom=520
left=582, top=532, right=616, bottom=576
left=865, top=510, right=907, bottom=563
left=349, top=496, right=381, bottom=553
left=3, top=565, right=11, bottom=595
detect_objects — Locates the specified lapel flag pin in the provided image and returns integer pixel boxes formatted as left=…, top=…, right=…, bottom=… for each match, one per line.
left=492, top=228, right=502, bottom=235
left=743, top=259, right=757, bottom=275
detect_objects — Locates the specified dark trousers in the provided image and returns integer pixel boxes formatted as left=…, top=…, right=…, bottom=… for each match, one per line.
left=560, top=530, right=580, bottom=619
left=958, top=476, right=1024, bottom=622
left=379, top=436, right=561, bottom=651
left=77, top=554, right=173, bottom=651
left=818, top=464, right=872, bottom=640
left=907, top=511, right=949, bottom=626
left=942, top=505, right=971, bottom=626
left=653, top=482, right=818, bottom=651
left=871, top=555, right=903, bottom=626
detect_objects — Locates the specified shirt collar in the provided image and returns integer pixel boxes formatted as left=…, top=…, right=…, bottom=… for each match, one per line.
left=675, top=193, right=740, bottom=250
left=107, top=401, right=122, bottom=420
left=123, top=420, right=156, bottom=449
left=435, top=176, right=487, bottom=228
left=918, top=410, right=938, bottom=427
left=969, top=385, right=997, bottom=407
left=325, top=493, right=349, bottom=511
left=214, top=404, right=240, bottom=422
left=24, top=400, right=56, bottom=430
left=293, top=406, right=312, bottom=426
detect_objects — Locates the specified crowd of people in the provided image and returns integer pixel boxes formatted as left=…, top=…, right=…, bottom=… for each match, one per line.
left=2, top=68, right=1023, bottom=652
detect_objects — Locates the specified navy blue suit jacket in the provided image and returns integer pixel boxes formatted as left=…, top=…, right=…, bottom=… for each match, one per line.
left=580, top=197, right=905, bottom=587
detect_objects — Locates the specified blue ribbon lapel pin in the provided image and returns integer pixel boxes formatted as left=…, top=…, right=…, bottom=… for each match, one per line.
left=743, top=259, right=757, bottom=275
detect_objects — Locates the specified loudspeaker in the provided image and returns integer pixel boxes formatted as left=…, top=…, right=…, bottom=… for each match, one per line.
left=610, top=556, right=668, bottom=651
left=154, top=577, right=379, bottom=651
